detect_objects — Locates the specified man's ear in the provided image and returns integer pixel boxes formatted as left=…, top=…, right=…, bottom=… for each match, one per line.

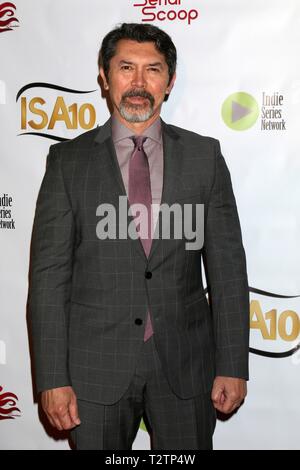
left=166, top=72, right=176, bottom=95
left=99, top=67, right=109, bottom=90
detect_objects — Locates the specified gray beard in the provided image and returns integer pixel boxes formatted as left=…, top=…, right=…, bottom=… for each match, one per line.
left=119, top=102, right=154, bottom=123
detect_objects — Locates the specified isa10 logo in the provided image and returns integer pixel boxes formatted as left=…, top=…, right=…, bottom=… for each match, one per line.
left=17, top=82, right=98, bottom=141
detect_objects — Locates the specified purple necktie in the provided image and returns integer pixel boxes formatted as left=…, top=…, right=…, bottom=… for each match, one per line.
left=128, top=135, right=154, bottom=342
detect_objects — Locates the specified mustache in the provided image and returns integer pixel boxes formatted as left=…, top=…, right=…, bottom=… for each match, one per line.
left=122, top=89, right=155, bottom=106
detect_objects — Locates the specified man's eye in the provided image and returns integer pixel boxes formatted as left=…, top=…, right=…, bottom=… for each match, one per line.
left=121, top=65, right=132, bottom=70
left=149, top=68, right=159, bottom=72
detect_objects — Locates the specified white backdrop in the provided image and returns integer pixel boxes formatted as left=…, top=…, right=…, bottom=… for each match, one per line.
left=1, top=0, right=300, bottom=450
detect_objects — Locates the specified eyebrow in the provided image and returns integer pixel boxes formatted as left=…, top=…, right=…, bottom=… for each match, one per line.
left=119, top=60, right=163, bottom=68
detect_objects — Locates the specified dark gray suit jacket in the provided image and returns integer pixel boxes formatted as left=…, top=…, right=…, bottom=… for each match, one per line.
left=28, top=117, right=249, bottom=405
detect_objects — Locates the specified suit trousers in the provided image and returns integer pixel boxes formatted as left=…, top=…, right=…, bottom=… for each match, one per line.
left=70, top=335, right=216, bottom=450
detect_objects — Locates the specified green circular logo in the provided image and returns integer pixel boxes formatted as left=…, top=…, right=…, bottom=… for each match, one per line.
left=221, top=92, right=259, bottom=130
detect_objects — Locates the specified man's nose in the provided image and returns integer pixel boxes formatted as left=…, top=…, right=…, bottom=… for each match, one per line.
left=131, top=69, right=146, bottom=88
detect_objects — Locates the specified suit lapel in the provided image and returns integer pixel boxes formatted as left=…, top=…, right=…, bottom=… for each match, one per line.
left=94, top=117, right=146, bottom=261
left=147, top=119, right=182, bottom=263
left=94, top=117, right=127, bottom=197
left=93, top=116, right=183, bottom=264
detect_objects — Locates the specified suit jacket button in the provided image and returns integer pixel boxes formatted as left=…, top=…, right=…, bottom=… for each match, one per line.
left=135, top=318, right=143, bottom=325
left=145, top=271, right=152, bottom=279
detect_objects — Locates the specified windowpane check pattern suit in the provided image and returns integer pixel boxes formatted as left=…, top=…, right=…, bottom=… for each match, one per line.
left=28, top=115, right=249, bottom=449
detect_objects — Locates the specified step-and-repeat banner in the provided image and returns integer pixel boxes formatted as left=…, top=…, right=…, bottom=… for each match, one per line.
left=1, top=0, right=299, bottom=450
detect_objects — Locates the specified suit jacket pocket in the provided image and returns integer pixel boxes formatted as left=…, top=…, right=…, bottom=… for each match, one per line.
left=173, top=191, right=203, bottom=204
left=184, top=294, right=210, bottom=328
left=185, top=289, right=206, bottom=306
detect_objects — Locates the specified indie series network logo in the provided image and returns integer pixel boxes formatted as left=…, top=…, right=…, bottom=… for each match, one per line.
left=222, top=92, right=259, bottom=131
left=221, top=91, right=287, bottom=131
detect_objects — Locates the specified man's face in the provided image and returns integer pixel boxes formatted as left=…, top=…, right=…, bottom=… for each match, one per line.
left=99, top=39, right=176, bottom=123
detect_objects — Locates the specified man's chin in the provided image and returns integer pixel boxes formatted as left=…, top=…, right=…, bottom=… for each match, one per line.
left=119, top=106, right=154, bottom=123
left=121, top=114, right=153, bottom=123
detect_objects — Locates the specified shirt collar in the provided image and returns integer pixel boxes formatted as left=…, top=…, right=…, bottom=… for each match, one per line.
left=111, top=112, right=162, bottom=144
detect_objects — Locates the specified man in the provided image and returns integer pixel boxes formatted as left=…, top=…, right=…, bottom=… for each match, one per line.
left=28, top=23, right=249, bottom=450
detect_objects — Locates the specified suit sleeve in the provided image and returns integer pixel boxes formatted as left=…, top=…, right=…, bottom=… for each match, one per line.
left=28, top=144, right=75, bottom=394
left=202, top=139, right=250, bottom=380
